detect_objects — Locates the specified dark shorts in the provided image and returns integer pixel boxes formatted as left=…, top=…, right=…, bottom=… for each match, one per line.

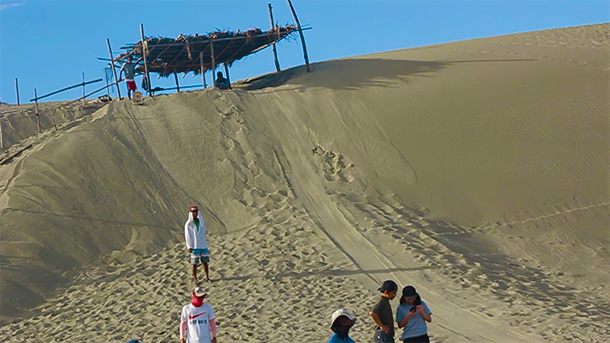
left=374, top=329, right=395, bottom=343
left=403, top=334, right=429, bottom=343
left=190, top=251, right=210, bottom=265
left=126, top=80, right=137, bottom=90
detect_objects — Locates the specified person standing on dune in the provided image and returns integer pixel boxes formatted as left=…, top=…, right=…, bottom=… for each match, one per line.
left=180, top=286, right=218, bottom=343
left=118, top=55, right=138, bottom=99
left=396, top=286, right=432, bottom=343
left=185, top=205, right=211, bottom=283
left=371, top=280, right=398, bottom=343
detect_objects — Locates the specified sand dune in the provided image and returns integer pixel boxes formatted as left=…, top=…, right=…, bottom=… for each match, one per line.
left=1, top=24, right=609, bottom=342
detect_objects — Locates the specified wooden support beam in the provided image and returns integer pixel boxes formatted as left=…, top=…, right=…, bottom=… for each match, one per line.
left=30, top=78, right=103, bottom=102
left=224, top=64, right=231, bottom=86
left=210, top=38, right=216, bottom=85
left=82, top=72, right=86, bottom=108
left=34, top=88, right=41, bottom=133
left=268, top=3, right=281, bottom=72
left=15, top=78, right=20, bottom=106
left=106, top=38, right=122, bottom=99
left=286, top=0, right=310, bottom=72
left=174, top=70, right=181, bottom=92
left=200, top=52, right=207, bottom=88
left=140, top=24, right=152, bottom=97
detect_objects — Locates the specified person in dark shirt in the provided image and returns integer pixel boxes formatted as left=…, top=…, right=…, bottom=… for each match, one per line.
left=118, top=56, right=139, bottom=99
left=371, top=280, right=398, bottom=343
left=214, top=71, right=231, bottom=90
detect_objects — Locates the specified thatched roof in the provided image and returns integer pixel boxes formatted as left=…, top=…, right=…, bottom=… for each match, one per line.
left=116, top=26, right=298, bottom=77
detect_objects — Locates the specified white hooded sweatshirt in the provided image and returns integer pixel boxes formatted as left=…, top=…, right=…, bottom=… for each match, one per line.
left=184, top=211, right=209, bottom=251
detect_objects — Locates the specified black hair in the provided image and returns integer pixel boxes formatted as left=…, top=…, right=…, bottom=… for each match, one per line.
left=400, top=294, right=421, bottom=305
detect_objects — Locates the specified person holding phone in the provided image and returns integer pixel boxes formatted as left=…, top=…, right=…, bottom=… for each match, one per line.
left=396, top=286, right=432, bottom=343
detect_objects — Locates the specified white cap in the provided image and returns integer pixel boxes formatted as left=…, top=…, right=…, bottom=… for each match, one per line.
left=330, top=308, right=356, bottom=329
left=193, top=286, right=207, bottom=297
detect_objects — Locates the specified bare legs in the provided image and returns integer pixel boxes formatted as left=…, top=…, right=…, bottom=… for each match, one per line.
left=191, top=262, right=211, bottom=283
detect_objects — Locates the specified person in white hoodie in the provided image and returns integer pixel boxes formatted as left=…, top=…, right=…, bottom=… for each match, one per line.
left=185, top=205, right=211, bottom=283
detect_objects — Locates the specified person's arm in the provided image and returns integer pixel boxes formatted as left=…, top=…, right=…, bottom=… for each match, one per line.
left=397, top=307, right=416, bottom=328
left=180, top=308, right=187, bottom=343
left=370, top=311, right=391, bottom=334
left=209, top=306, right=217, bottom=343
left=185, top=223, right=193, bottom=252
left=210, top=318, right=217, bottom=343
left=417, top=305, right=432, bottom=323
left=118, top=65, right=125, bottom=81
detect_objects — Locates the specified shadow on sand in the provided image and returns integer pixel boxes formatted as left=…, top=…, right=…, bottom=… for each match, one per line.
left=236, top=57, right=535, bottom=91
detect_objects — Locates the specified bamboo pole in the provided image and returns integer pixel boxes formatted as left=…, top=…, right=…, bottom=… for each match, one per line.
left=286, top=0, right=310, bottom=72
left=210, top=38, right=216, bottom=86
left=140, top=24, right=152, bottom=97
left=0, top=119, right=3, bottom=149
left=105, top=69, right=110, bottom=97
left=174, top=70, right=181, bottom=92
left=34, top=88, right=41, bottom=133
left=200, top=52, right=207, bottom=88
left=15, top=78, right=20, bottom=106
left=29, top=78, right=103, bottom=102
left=268, top=3, right=281, bottom=72
left=82, top=72, right=86, bottom=107
left=106, top=38, right=122, bottom=100
left=224, top=64, right=231, bottom=87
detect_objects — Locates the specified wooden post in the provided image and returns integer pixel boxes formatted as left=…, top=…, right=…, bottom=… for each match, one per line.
left=140, top=24, right=152, bottom=97
left=15, top=78, right=20, bottom=106
left=210, top=38, right=216, bottom=87
left=106, top=38, right=122, bottom=100
left=104, top=68, right=110, bottom=97
left=286, top=0, right=310, bottom=72
left=0, top=119, right=3, bottom=149
left=52, top=118, right=57, bottom=130
left=34, top=88, right=41, bottom=133
left=200, top=52, right=207, bottom=88
left=174, top=70, right=180, bottom=92
left=224, top=64, right=231, bottom=87
left=82, top=72, right=86, bottom=107
left=268, top=3, right=281, bottom=72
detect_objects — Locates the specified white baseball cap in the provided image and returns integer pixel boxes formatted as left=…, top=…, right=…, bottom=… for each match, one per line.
left=193, top=286, right=207, bottom=297
left=330, top=308, right=356, bottom=329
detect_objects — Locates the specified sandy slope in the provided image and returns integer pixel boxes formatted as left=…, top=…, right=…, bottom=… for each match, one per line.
left=1, top=24, right=609, bottom=342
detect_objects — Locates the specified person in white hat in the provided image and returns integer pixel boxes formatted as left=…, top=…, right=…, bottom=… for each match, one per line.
left=328, top=308, right=356, bottom=343
left=180, top=286, right=217, bottom=343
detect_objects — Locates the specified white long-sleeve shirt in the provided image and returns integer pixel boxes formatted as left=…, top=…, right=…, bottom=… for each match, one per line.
left=184, top=211, right=209, bottom=250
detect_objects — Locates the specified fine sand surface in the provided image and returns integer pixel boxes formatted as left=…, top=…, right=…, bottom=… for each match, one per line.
left=1, top=24, right=608, bottom=342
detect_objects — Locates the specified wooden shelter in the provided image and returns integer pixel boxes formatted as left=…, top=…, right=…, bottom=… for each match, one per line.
left=115, top=26, right=299, bottom=78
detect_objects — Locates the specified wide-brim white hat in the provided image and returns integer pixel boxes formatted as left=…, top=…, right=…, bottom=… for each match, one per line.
left=330, top=308, right=356, bottom=329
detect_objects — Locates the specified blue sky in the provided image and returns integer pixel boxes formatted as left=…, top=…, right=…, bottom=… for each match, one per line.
left=1, top=0, right=608, bottom=103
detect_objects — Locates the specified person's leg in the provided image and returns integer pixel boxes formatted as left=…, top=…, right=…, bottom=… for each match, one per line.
left=191, top=264, right=198, bottom=282
left=190, top=253, right=199, bottom=283
left=202, top=262, right=210, bottom=281
left=202, top=255, right=210, bottom=281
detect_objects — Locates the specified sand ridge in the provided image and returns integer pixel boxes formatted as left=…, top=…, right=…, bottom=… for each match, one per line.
left=1, top=24, right=609, bottom=342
